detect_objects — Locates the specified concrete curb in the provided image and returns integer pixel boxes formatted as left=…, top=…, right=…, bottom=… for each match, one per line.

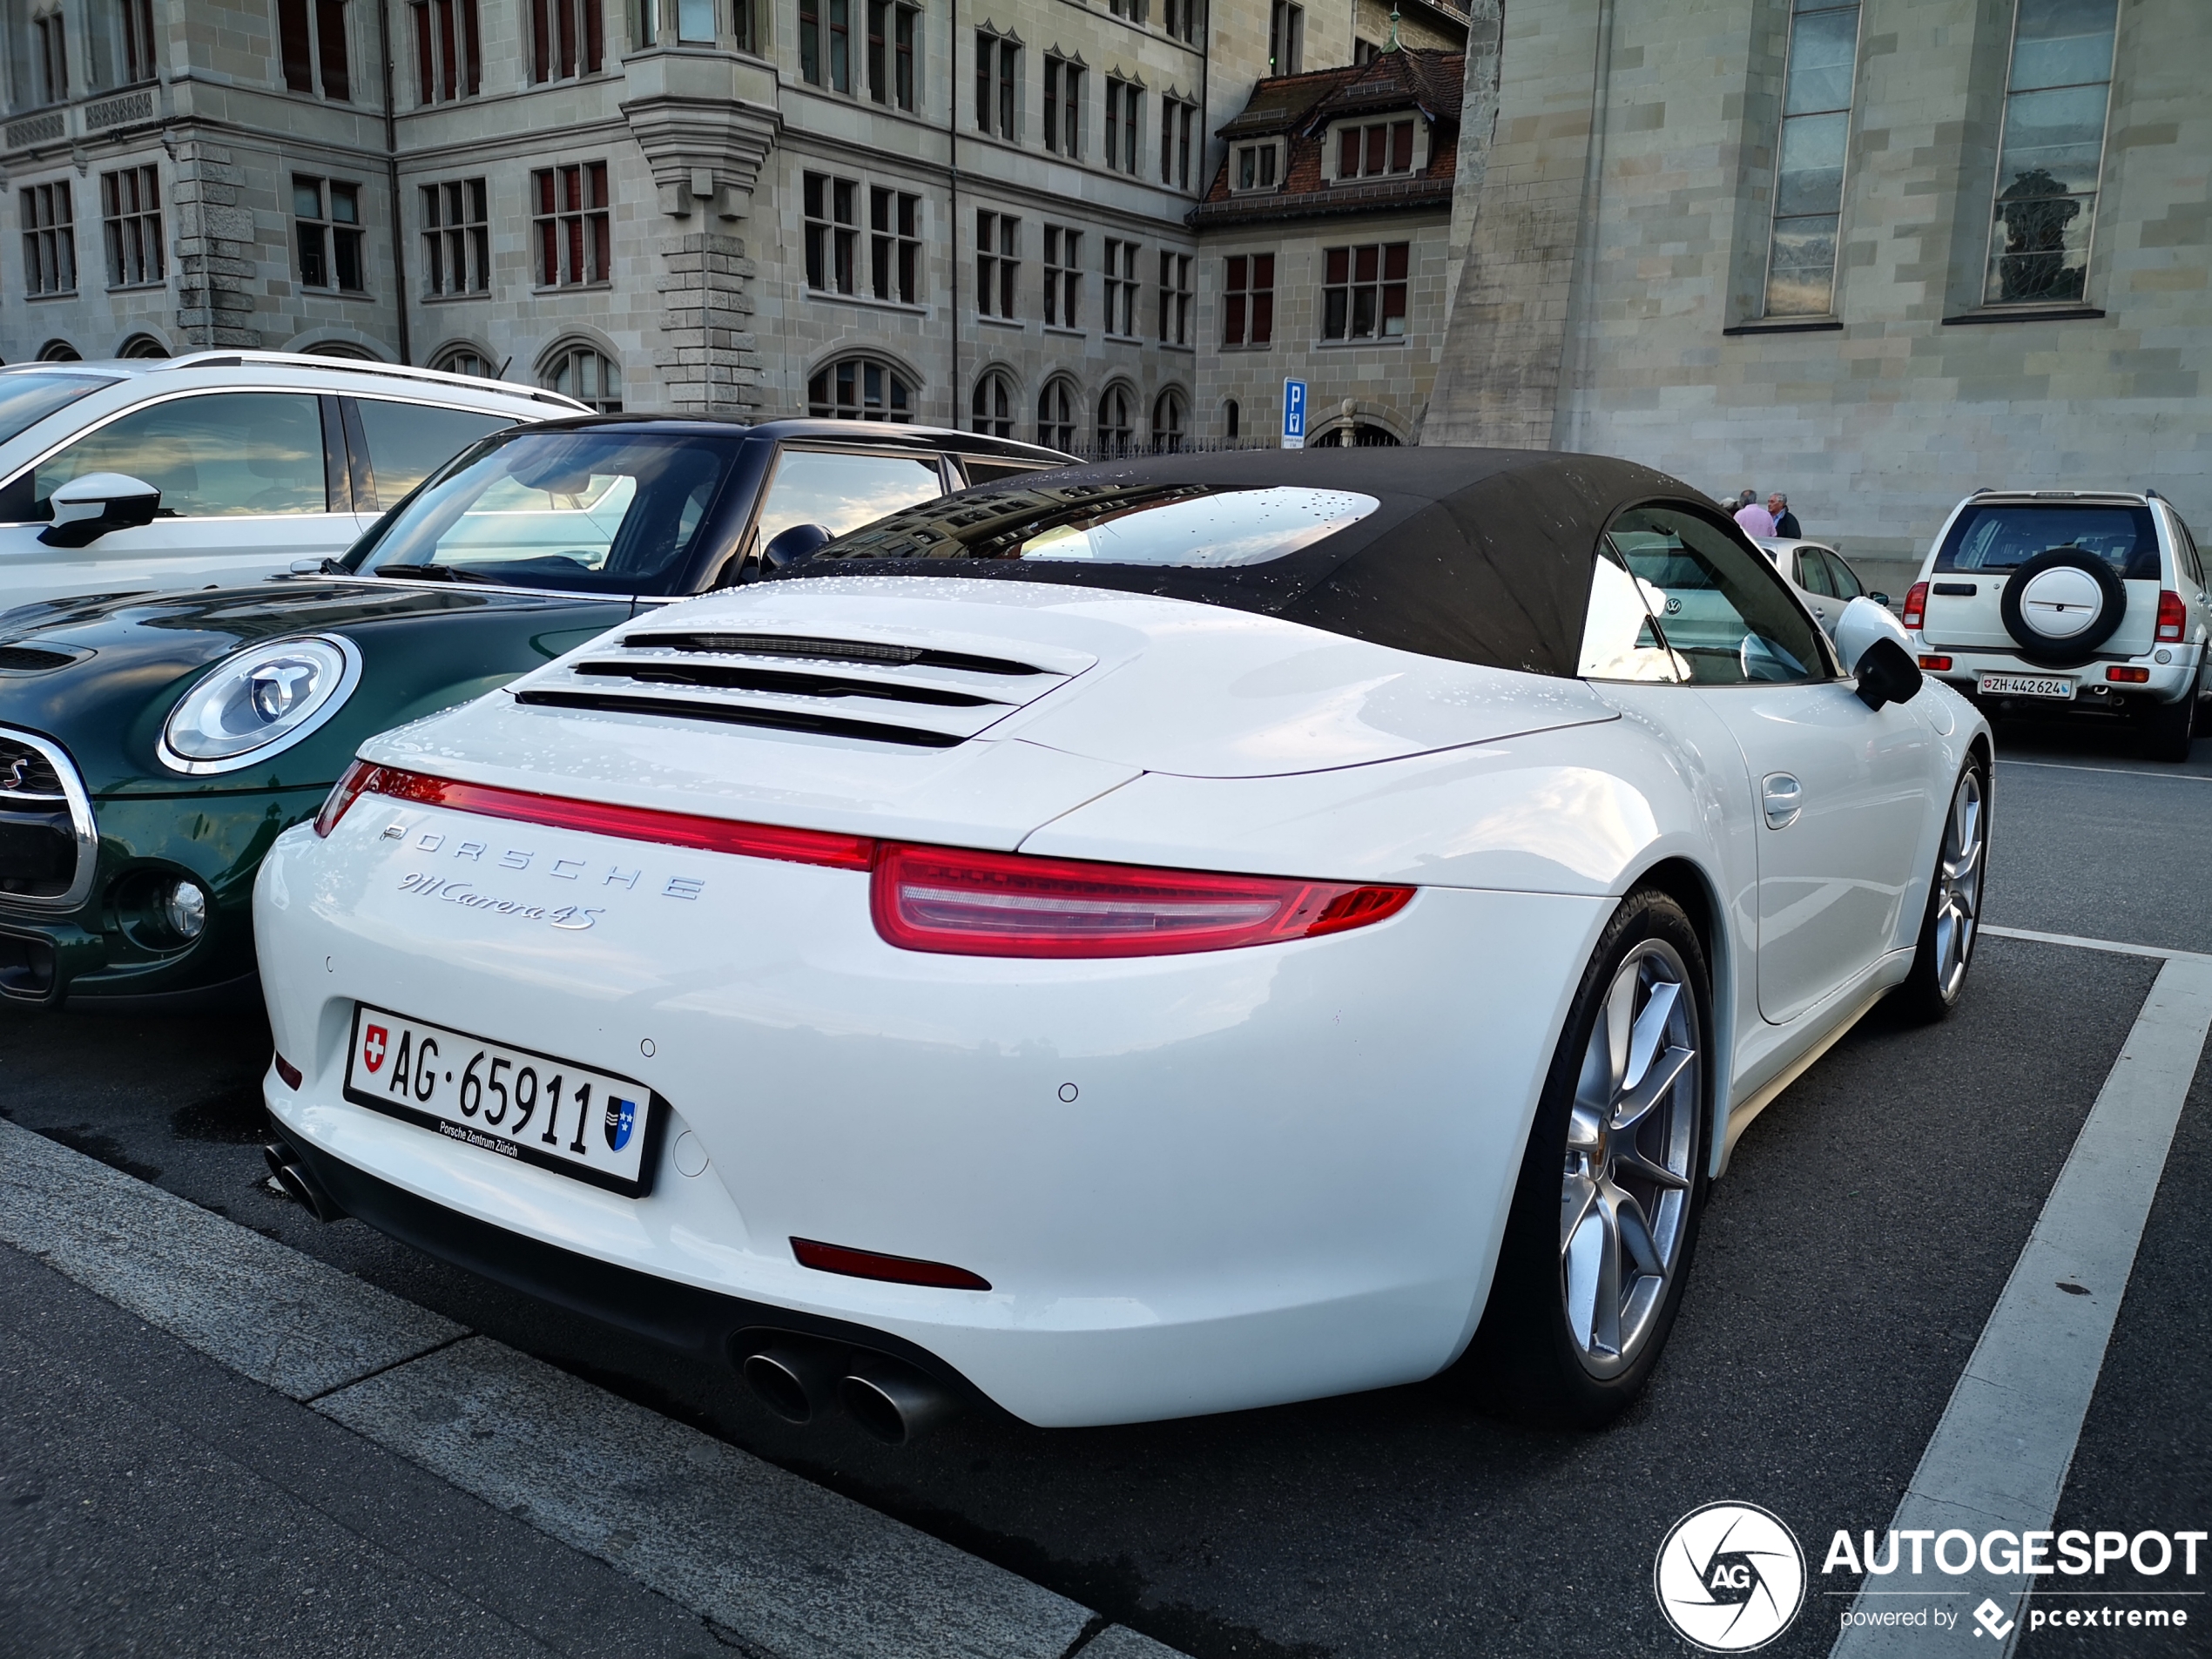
left=0, top=1118, right=1187, bottom=1659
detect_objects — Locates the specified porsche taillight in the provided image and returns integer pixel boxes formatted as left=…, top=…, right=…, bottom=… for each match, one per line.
left=869, top=842, right=1413, bottom=958
left=2157, top=590, right=2187, bottom=641
left=314, top=759, right=377, bottom=837
left=1902, top=582, right=1929, bottom=630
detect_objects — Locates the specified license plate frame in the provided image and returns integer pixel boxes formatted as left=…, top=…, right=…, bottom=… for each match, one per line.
left=1979, top=671, right=2075, bottom=701
left=342, top=1003, right=664, bottom=1198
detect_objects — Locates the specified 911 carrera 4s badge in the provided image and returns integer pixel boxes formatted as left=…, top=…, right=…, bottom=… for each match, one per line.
left=604, top=1095, right=637, bottom=1152
left=362, top=1025, right=388, bottom=1074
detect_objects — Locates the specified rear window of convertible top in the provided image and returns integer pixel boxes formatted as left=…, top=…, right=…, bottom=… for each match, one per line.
left=806, top=482, right=1381, bottom=570
left=1935, top=502, right=2160, bottom=581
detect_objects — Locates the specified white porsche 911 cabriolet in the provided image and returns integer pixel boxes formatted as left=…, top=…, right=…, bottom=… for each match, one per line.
left=255, top=450, right=1988, bottom=1440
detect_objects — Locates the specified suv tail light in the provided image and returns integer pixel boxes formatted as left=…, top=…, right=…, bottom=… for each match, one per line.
left=2157, top=590, right=2187, bottom=642
left=1901, top=582, right=1928, bottom=630
left=870, top=842, right=1413, bottom=958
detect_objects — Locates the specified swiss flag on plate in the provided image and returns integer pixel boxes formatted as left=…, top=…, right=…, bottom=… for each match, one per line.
left=362, top=1025, right=388, bottom=1074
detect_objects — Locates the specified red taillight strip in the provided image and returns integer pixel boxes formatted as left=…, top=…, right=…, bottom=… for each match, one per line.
left=318, top=761, right=873, bottom=870
left=792, top=1237, right=993, bottom=1291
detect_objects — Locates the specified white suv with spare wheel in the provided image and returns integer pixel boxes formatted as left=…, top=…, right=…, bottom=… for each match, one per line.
left=1903, top=489, right=2209, bottom=760
left=0, top=352, right=583, bottom=610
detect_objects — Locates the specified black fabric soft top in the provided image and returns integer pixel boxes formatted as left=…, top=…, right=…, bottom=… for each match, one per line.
left=779, top=448, right=1710, bottom=678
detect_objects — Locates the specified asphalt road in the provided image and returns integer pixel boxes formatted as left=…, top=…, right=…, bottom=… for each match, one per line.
left=3, top=712, right=2208, bottom=1658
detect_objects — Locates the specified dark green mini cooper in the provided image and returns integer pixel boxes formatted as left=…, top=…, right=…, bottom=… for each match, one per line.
left=0, top=416, right=1067, bottom=1005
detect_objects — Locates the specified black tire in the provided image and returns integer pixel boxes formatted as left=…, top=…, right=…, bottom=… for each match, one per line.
left=1456, top=889, right=1711, bottom=1428
left=2141, top=679, right=2197, bottom=763
left=1894, top=758, right=1989, bottom=1023
left=1999, top=547, right=2125, bottom=666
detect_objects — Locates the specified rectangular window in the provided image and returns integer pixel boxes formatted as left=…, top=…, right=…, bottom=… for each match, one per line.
left=101, top=165, right=163, bottom=287
left=1102, top=238, right=1138, bottom=337
left=294, top=176, right=365, bottom=292
left=32, top=12, right=68, bottom=104
left=120, top=0, right=158, bottom=84
left=1323, top=242, right=1409, bottom=340
left=421, top=178, right=489, bottom=295
left=1233, top=143, right=1279, bottom=192
left=977, top=209, right=1020, bottom=319
left=731, top=0, right=758, bottom=52
left=1223, top=253, right=1273, bottom=346
left=1983, top=0, right=2118, bottom=307
left=975, top=31, right=1017, bottom=138
left=1763, top=0, right=1860, bottom=317
left=528, top=0, right=604, bottom=83
left=1043, top=225, right=1081, bottom=328
left=1107, top=0, right=1147, bottom=21
left=1335, top=118, right=1417, bottom=179
left=868, top=185, right=919, bottom=302
left=411, top=0, right=482, bottom=104
left=1161, top=0, right=1199, bottom=46
left=1268, top=1, right=1302, bottom=74
left=20, top=182, right=76, bottom=296
left=1044, top=56, right=1082, bottom=158
left=1104, top=78, right=1142, bottom=174
left=676, top=0, right=713, bottom=40
left=804, top=172, right=859, bottom=294
left=1160, top=97, right=1197, bottom=190
left=860, top=0, right=916, bottom=110
left=1157, top=250, right=1191, bottom=346
left=799, top=0, right=853, bottom=92
left=532, top=161, right=610, bottom=286
left=278, top=0, right=354, bottom=98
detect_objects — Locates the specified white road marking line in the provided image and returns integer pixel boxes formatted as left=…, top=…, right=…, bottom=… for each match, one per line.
left=0, top=1119, right=1183, bottom=1659
left=1997, top=758, right=2212, bottom=783
left=1982, top=923, right=2212, bottom=964
left=1831, top=949, right=2212, bottom=1657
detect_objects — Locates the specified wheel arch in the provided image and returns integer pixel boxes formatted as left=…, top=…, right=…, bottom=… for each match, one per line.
left=1621, top=853, right=1737, bottom=1179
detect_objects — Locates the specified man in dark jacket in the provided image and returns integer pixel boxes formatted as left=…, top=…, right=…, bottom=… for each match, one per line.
left=1768, top=492, right=1802, bottom=538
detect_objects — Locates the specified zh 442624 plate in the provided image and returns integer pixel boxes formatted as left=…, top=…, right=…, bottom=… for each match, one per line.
left=343, top=1003, right=664, bottom=1197
left=1979, top=671, right=2075, bottom=701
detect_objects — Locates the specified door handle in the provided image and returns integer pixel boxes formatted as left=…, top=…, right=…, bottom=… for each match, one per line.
left=1762, top=772, right=1803, bottom=830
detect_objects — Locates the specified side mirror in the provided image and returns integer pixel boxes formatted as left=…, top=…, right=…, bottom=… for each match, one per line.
left=1868, top=591, right=1892, bottom=608
left=761, top=522, right=833, bottom=573
left=39, top=473, right=162, bottom=549
left=1853, top=637, right=1924, bottom=710
left=1835, top=594, right=1909, bottom=671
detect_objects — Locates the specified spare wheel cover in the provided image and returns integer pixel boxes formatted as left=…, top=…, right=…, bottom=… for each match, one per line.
left=2000, top=546, right=2126, bottom=666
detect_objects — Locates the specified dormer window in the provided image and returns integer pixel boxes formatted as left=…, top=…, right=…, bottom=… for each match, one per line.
left=1231, top=140, right=1282, bottom=192
left=1332, top=118, right=1418, bottom=182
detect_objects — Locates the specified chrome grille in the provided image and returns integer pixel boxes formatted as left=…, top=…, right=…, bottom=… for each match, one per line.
left=0, top=730, right=95, bottom=911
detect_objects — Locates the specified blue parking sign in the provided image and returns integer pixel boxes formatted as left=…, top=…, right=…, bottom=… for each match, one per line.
left=1282, top=379, right=1307, bottom=449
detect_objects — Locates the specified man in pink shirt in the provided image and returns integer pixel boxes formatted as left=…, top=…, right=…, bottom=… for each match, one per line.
left=1733, top=490, right=1777, bottom=537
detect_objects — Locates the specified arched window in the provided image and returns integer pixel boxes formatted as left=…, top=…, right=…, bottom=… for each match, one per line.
left=543, top=341, right=624, bottom=411
left=1150, top=388, right=1186, bottom=453
left=1037, top=376, right=1077, bottom=451
left=118, top=334, right=169, bottom=359
left=305, top=340, right=379, bottom=361
left=1096, top=383, right=1134, bottom=455
left=1314, top=421, right=1401, bottom=448
left=1224, top=398, right=1239, bottom=440
left=971, top=370, right=1015, bottom=438
left=37, top=340, right=82, bottom=362
left=807, top=355, right=913, bottom=421
left=431, top=346, right=493, bottom=379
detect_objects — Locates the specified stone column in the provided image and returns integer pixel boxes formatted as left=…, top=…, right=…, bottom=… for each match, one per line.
left=170, top=137, right=262, bottom=349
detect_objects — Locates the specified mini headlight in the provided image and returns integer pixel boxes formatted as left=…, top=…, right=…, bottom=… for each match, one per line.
left=162, top=879, right=207, bottom=941
left=158, top=636, right=361, bottom=774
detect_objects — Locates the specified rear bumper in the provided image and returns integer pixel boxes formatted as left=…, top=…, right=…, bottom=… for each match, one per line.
left=1920, top=643, right=2202, bottom=713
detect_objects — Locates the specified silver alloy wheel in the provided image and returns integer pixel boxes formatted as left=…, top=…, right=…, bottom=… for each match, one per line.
left=1560, top=940, right=1700, bottom=1379
left=1932, top=769, right=1984, bottom=1001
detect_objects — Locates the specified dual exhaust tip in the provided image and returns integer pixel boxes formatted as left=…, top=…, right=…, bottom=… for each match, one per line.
left=740, top=1342, right=959, bottom=1446
left=262, top=1138, right=345, bottom=1224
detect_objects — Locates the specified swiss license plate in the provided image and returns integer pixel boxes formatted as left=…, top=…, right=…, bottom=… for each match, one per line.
left=1979, top=671, right=2075, bottom=701
left=343, top=1004, right=660, bottom=1197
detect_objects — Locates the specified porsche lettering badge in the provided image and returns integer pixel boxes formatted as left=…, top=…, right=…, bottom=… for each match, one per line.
left=392, top=826, right=708, bottom=925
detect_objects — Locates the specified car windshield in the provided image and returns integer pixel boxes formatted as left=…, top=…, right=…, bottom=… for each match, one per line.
left=1935, top=502, right=2159, bottom=580
left=348, top=428, right=741, bottom=594
left=0, top=371, right=118, bottom=448
left=807, top=483, right=1381, bottom=569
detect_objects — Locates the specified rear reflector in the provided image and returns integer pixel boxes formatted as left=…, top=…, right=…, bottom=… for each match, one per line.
left=317, top=764, right=1415, bottom=958
left=273, top=1054, right=303, bottom=1089
left=316, top=763, right=873, bottom=870
left=1902, top=581, right=1929, bottom=630
left=871, top=841, right=1413, bottom=958
left=2157, top=590, right=2186, bottom=642
left=1919, top=655, right=1952, bottom=671
left=2107, top=665, right=2151, bottom=683
left=791, top=1237, right=992, bottom=1291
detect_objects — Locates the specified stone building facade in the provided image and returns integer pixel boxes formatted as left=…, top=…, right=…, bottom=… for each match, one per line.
left=1, top=0, right=1467, bottom=455
left=1426, top=0, right=2211, bottom=594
